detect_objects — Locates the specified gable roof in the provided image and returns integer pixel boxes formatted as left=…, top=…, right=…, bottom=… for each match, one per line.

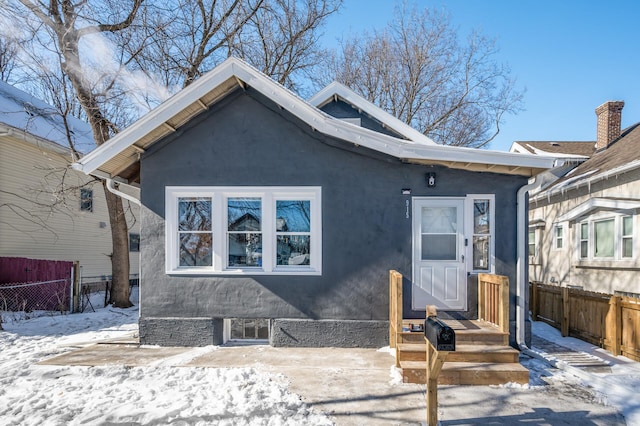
left=0, top=81, right=94, bottom=153
left=533, top=122, right=640, bottom=199
left=72, top=57, right=555, bottom=182
left=510, top=141, right=595, bottom=158
left=308, top=81, right=437, bottom=146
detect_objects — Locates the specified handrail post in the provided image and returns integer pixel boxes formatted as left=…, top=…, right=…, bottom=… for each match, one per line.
left=389, top=270, right=403, bottom=368
left=499, top=275, right=509, bottom=334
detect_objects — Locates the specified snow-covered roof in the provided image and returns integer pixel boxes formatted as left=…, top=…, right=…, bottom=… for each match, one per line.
left=0, top=81, right=94, bottom=153
left=73, top=57, right=555, bottom=182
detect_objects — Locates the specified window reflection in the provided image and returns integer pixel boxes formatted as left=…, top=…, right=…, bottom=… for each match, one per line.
left=178, top=197, right=212, bottom=267
left=228, top=197, right=262, bottom=267
left=276, top=200, right=311, bottom=267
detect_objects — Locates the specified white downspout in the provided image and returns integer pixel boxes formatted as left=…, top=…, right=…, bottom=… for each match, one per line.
left=516, top=161, right=577, bottom=354
left=516, top=178, right=542, bottom=353
left=105, top=178, right=142, bottom=315
left=106, top=178, right=141, bottom=206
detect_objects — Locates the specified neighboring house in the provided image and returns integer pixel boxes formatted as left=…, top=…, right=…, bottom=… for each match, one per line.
left=0, top=81, right=140, bottom=283
left=73, top=57, right=555, bottom=348
left=521, top=101, right=640, bottom=296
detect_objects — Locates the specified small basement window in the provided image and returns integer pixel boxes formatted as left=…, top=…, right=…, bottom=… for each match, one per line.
left=225, top=318, right=269, bottom=342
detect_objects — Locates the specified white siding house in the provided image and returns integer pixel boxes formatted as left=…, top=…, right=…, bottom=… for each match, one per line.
left=517, top=101, right=640, bottom=296
left=0, top=81, right=139, bottom=282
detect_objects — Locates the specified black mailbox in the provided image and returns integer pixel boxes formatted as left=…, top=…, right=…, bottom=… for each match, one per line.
left=424, top=317, right=455, bottom=351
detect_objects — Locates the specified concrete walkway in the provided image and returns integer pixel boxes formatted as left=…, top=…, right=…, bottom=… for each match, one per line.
left=40, top=337, right=628, bottom=425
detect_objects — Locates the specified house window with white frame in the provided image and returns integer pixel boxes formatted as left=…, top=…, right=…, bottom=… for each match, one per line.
left=528, top=229, right=536, bottom=258
left=554, top=224, right=564, bottom=249
left=579, top=222, right=589, bottom=259
left=80, top=188, right=93, bottom=212
left=472, top=199, right=492, bottom=271
left=578, top=215, right=634, bottom=261
left=166, top=187, right=321, bottom=275
left=622, top=216, right=633, bottom=258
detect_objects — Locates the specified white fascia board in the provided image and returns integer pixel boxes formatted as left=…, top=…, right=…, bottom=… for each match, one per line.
left=558, top=198, right=640, bottom=222
left=308, top=81, right=437, bottom=146
left=509, top=142, right=529, bottom=153
left=405, top=143, right=557, bottom=170
left=74, top=56, right=553, bottom=176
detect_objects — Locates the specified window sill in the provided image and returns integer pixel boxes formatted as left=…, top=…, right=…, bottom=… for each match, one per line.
left=574, top=260, right=640, bottom=270
left=166, top=268, right=322, bottom=276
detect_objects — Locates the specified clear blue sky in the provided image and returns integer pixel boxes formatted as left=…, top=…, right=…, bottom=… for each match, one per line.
left=321, top=0, right=640, bottom=152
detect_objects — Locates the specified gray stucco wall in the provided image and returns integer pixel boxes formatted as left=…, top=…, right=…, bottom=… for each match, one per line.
left=138, top=87, right=527, bottom=346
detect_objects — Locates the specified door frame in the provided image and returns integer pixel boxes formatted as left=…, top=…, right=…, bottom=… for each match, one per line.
left=410, top=194, right=496, bottom=312
left=411, top=196, right=467, bottom=311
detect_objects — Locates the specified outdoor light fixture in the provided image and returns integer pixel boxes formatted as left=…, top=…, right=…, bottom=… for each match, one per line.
left=402, top=188, right=411, bottom=195
left=426, top=172, right=436, bottom=188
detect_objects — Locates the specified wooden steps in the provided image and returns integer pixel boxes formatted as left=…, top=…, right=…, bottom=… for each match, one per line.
left=400, top=360, right=530, bottom=385
left=396, top=319, right=529, bottom=386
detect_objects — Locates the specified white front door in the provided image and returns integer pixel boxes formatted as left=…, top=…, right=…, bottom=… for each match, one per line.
left=412, top=198, right=467, bottom=311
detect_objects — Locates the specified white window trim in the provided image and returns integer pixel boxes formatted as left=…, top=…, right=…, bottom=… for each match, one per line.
left=166, top=186, right=322, bottom=275
left=553, top=224, right=564, bottom=250
left=466, top=194, right=495, bottom=274
left=576, top=214, right=634, bottom=262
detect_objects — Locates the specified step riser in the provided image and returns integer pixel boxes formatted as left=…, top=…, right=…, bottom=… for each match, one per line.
left=399, top=333, right=508, bottom=345
left=402, top=368, right=529, bottom=386
left=398, top=351, right=518, bottom=363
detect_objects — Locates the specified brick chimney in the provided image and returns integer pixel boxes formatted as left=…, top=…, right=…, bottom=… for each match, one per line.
left=595, top=101, right=624, bottom=150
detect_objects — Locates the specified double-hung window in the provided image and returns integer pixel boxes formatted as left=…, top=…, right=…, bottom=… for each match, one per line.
left=578, top=215, right=634, bottom=261
left=554, top=225, right=564, bottom=249
left=622, top=216, right=633, bottom=258
left=166, top=187, right=321, bottom=275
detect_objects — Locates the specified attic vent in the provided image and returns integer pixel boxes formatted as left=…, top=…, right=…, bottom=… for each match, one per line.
left=341, top=117, right=361, bottom=126
left=550, top=142, right=560, bottom=146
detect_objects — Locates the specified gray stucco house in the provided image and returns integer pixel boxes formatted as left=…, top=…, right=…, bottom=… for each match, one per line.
left=74, top=58, right=555, bottom=348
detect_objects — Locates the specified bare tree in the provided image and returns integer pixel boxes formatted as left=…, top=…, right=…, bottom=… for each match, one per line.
left=226, top=0, right=340, bottom=92
left=0, top=36, right=19, bottom=83
left=319, top=5, right=522, bottom=148
left=127, top=0, right=340, bottom=91
left=11, top=0, right=146, bottom=308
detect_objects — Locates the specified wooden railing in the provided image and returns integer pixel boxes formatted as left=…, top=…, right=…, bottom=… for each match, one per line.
left=530, top=282, right=640, bottom=362
left=389, top=270, right=403, bottom=367
left=477, top=273, right=509, bottom=334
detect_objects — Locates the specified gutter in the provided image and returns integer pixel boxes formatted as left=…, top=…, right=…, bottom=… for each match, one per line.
left=531, top=159, right=640, bottom=202
left=515, top=160, right=579, bottom=353
left=106, top=178, right=141, bottom=206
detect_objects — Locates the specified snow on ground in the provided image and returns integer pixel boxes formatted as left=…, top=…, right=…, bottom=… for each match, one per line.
left=531, top=320, right=640, bottom=425
left=1, top=295, right=639, bottom=425
left=0, top=297, right=332, bottom=426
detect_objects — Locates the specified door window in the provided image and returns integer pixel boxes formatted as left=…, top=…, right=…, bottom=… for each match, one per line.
left=421, top=206, right=457, bottom=260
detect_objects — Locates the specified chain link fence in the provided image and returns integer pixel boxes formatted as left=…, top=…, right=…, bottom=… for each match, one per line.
left=0, top=275, right=140, bottom=325
left=0, top=278, right=71, bottom=313
left=79, top=275, right=139, bottom=313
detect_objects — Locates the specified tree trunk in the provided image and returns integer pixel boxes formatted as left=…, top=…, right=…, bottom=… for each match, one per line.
left=103, top=181, right=132, bottom=308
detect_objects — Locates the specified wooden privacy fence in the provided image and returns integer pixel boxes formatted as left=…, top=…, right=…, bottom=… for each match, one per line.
left=0, top=257, right=80, bottom=312
left=477, top=273, right=510, bottom=334
left=530, top=282, right=640, bottom=362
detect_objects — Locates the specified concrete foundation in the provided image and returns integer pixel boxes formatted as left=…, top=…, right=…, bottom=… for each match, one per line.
left=139, top=317, right=224, bottom=347
left=270, top=319, right=388, bottom=348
